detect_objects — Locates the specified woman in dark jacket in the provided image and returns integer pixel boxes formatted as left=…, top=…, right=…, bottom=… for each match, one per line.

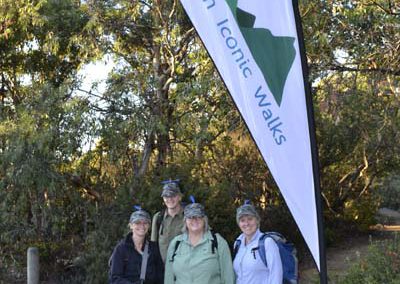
left=109, top=208, right=164, bottom=284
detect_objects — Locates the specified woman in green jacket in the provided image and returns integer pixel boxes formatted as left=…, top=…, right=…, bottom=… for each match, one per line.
left=164, top=201, right=235, bottom=284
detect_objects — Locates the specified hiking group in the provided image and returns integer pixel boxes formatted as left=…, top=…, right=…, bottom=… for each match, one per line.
left=108, top=180, right=298, bottom=284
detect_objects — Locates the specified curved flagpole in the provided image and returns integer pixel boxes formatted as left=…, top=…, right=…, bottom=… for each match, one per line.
left=292, top=0, right=328, bottom=283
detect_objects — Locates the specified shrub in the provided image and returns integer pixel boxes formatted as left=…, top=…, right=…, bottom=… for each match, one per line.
left=377, top=174, right=400, bottom=211
left=340, top=234, right=400, bottom=283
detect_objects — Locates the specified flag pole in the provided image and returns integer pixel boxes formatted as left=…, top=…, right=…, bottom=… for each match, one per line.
left=291, top=0, right=328, bottom=283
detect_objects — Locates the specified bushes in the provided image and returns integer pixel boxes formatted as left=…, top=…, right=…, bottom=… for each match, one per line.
left=377, top=174, right=400, bottom=211
left=340, top=234, right=400, bottom=283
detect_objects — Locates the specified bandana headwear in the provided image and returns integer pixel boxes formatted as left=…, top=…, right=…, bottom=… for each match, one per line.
left=161, top=179, right=182, bottom=197
left=129, top=207, right=151, bottom=224
left=236, top=202, right=260, bottom=223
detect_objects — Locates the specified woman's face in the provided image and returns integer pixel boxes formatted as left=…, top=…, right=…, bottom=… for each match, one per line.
left=130, top=220, right=150, bottom=238
left=238, top=215, right=258, bottom=238
left=163, top=194, right=182, bottom=210
left=186, top=216, right=205, bottom=234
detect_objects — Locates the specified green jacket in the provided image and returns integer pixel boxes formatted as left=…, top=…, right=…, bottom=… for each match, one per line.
left=164, top=230, right=235, bottom=284
left=151, top=209, right=185, bottom=263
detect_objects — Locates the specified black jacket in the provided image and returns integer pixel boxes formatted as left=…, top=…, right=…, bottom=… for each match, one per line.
left=109, top=232, right=164, bottom=284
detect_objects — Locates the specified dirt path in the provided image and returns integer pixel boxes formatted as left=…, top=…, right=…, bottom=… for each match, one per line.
left=299, top=227, right=400, bottom=283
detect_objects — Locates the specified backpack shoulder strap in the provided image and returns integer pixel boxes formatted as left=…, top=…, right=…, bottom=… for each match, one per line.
left=210, top=231, right=218, bottom=254
left=233, top=238, right=241, bottom=260
left=156, top=209, right=165, bottom=235
left=140, top=241, right=150, bottom=281
left=171, top=232, right=219, bottom=262
left=258, top=233, right=269, bottom=268
left=171, top=239, right=181, bottom=262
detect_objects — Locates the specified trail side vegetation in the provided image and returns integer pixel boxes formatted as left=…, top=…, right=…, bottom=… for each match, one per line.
left=1, top=0, right=399, bottom=282
left=340, top=234, right=400, bottom=284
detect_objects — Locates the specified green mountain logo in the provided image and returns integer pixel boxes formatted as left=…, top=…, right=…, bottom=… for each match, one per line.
left=226, top=0, right=296, bottom=106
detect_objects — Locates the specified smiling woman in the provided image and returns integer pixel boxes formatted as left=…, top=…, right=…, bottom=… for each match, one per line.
left=233, top=203, right=283, bottom=284
left=164, top=202, right=235, bottom=284
left=109, top=208, right=164, bottom=284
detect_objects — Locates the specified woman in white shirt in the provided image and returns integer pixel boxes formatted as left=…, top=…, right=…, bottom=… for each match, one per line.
left=233, top=203, right=283, bottom=284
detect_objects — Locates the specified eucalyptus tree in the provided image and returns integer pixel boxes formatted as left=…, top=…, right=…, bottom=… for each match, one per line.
left=86, top=0, right=238, bottom=180
left=0, top=0, right=101, bottom=274
left=0, top=0, right=98, bottom=106
left=302, top=0, right=399, bottom=78
left=301, top=0, right=400, bottom=223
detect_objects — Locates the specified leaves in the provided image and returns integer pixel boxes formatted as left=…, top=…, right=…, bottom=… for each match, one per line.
left=1, top=0, right=400, bottom=280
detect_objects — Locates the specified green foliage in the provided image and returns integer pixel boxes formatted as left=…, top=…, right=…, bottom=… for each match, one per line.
left=376, top=174, right=400, bottom=211
left=313, top=51, right=400, bottom=227
left=83, top=208, right=127, bottom=283
left=340, top=234, right=400, bottom=284
left=0, top=0, right=97, bottom=90
left=300, top=0, right=400, bottom=228
left=1, top=0, right=400, bottom=281
left=0, top=82, right=96, bottom=278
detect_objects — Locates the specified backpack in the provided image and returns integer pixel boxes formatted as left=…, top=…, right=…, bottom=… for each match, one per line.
left=233, top=232, right=298, bottom=284
left=170, top=231, right=218, bottom=262
left=155, top=209, right=165, bottom=236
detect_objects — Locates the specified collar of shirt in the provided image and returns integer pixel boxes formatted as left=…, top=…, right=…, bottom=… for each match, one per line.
left=181, top=230, right=213, bottom=246
left=237, top=228, right=262, bottom=246
left=164, top=206, right=184, bottom=218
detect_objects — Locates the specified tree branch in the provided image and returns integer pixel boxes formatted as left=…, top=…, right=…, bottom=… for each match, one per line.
left=322, top=64, right=400, bottom=76
left=369, top=0, right=400, bottom=16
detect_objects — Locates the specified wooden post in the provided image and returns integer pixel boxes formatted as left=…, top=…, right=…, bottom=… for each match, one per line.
left=27, top=247, right=39, bottom=284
